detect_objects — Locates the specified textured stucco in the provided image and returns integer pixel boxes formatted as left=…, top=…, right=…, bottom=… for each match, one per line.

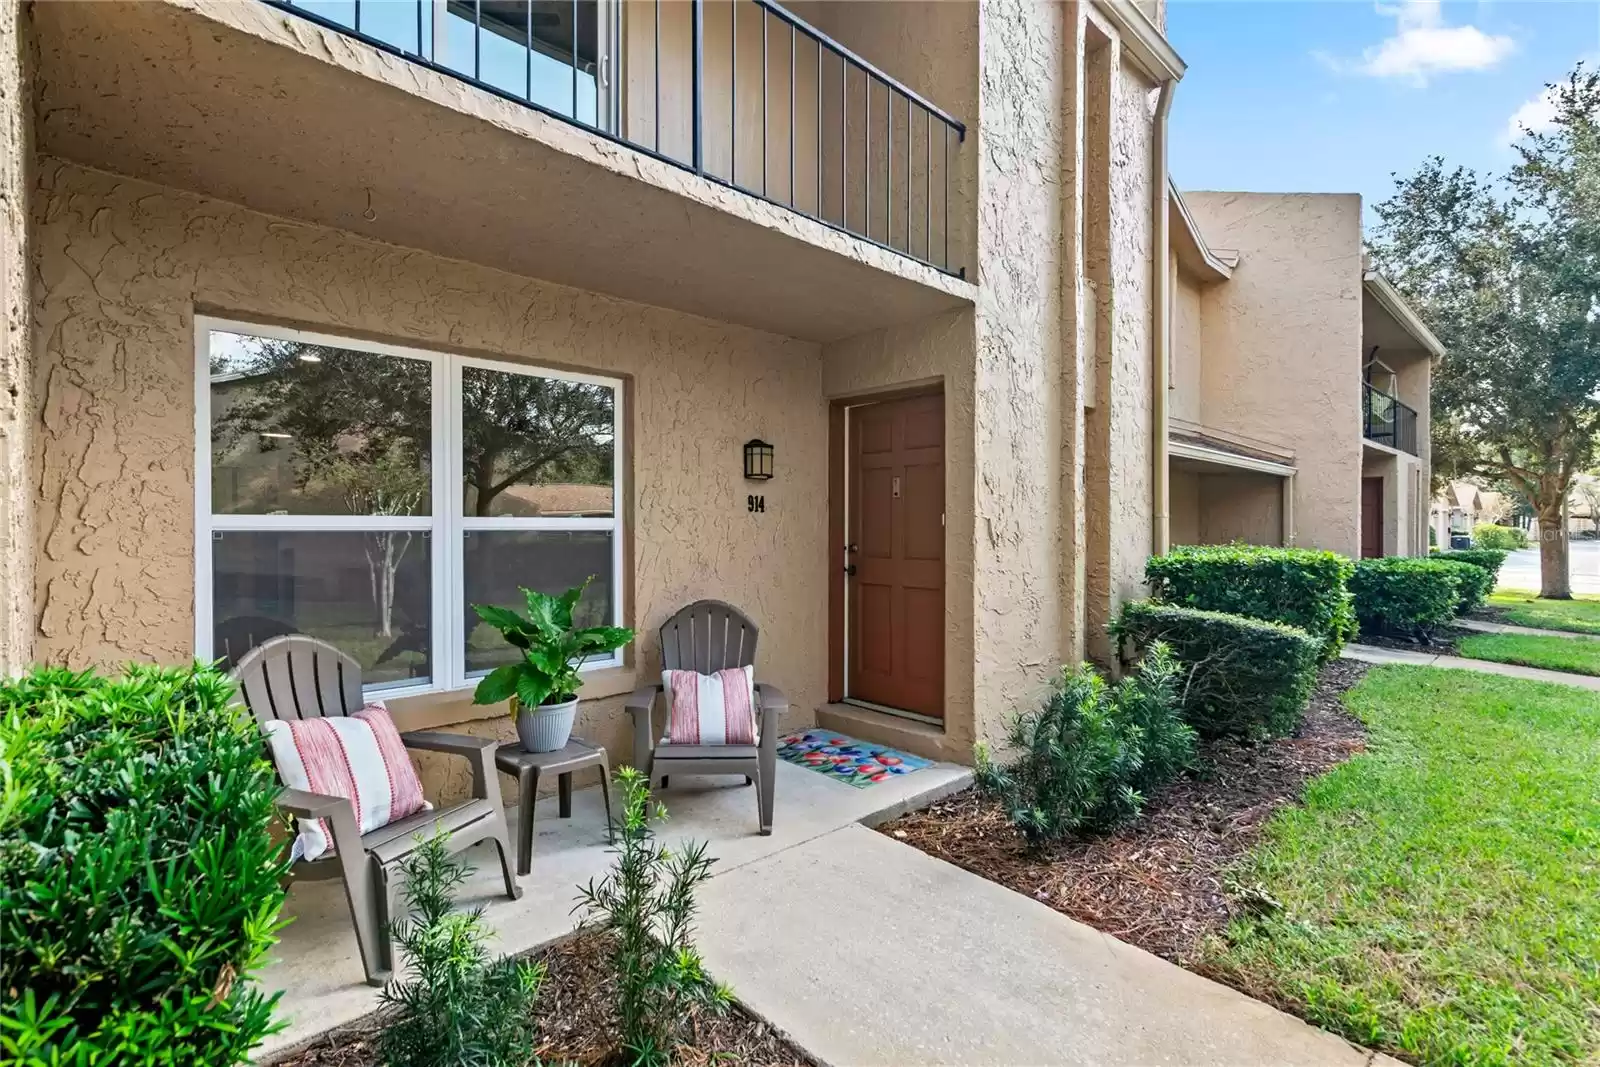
left=1169, top=254, right=1203, bottom=425
left=1184, top=192, right=1364, bottom=557
left=31, top=160, right=827, bottom=802
left=0, top=0, right=29, bottom=674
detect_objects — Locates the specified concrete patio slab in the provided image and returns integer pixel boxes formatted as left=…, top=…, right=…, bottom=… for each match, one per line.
left=255, top=758, right=972, bottom=1061
left=1343, top=643, right=1600, bottom=691
left=697, top=824, right=1385, bottom=1066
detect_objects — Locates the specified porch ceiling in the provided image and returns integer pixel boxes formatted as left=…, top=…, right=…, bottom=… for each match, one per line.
left=31, top=0, right=974, bottom=345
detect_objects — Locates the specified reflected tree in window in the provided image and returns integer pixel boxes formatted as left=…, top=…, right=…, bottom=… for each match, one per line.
left=461, top=367, right=614, bottom=517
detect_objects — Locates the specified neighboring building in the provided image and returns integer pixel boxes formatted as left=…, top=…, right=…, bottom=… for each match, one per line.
left=1430, top=480, right=1511, bottom=548
left=0, top=0, right=1191, bottom=783
left=1166, top=186, right=1440, bottom=559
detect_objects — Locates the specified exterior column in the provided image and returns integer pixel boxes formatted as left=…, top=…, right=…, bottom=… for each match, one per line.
left=0, top=0, right=31, bottom=675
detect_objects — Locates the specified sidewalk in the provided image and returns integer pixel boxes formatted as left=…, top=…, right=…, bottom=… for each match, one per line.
left=1456, top=617, right=1600, bottom=641
left=697, top=823, right=1395, bottom=1066
left=1343, top=642, right=1600, bottom=691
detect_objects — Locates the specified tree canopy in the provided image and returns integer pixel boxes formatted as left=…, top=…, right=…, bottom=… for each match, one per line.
left=1370, top=66, right=1600, bottom=597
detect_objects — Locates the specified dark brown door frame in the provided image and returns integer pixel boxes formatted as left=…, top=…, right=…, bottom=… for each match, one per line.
left=827, top=384, right=945, bottom=718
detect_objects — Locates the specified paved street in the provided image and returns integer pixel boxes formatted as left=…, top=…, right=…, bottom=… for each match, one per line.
left=1494, top=540, right=1600, bottom=594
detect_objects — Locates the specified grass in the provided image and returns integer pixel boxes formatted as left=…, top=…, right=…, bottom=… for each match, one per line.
left=1457, top=632, right=1600, bottom=677
left=1201, top=666, right=1600, bottom=1066
left=1484, top=590, right=1600, bottom=635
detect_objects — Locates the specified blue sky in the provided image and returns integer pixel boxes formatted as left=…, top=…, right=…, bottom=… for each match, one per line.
left=1167, top=0, right=1600, bottom=219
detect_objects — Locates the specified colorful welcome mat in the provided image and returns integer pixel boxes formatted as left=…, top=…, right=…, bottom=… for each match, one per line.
left=776, top=730, right=931, bottom=788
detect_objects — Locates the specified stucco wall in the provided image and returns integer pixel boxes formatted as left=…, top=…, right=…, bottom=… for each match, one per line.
left=1169, top=255, right=1203, bottom=425
left=31, top=159, right=828, bottom=804
left=1170, top=467, right=1199, bottom=545
left=1199, top=471, right=1283, bottom=545
left=1186, top=192, right=1363, bottom=557
left=0, top=0, right=29, bottom=674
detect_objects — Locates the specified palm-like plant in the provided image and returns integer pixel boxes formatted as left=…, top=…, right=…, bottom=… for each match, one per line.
left=470, top=576, right=634, bottom=711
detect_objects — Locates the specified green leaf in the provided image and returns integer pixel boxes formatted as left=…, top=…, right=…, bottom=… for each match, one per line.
left=526, top=644, right=566, bottom=676
left=520, top=587, right=567, bottom=638
left=474, top=603, right=531, bottom=634
left=472, top=664, right=521, bottom=706
left=575, top=626, right=635, bottom=656
left=515, top=671, right=556, bottom=708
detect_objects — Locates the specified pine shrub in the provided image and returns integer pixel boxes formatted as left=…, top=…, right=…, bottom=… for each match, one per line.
left=1145, top=544, right=1356, bottom=662
left=575, top=767, right=731, bottom=1067
left=378, top=834, right=544, bottom=1067
left=0, top=664, right=288, bottom=1065
left=1350, top=556, right=1465, bottom=642
left=1112, top=601, right=1322, bottom=740
left=974, top=644, right=1196, bottom=848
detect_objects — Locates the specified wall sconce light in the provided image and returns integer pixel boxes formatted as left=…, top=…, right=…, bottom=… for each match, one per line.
left=743, top=439, right=774, bottom=481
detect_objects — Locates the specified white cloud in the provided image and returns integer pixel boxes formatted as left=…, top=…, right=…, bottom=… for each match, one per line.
left=1323, top=1, right=1515, bottom=85
left=1503, top=87, right=1559, bottom=143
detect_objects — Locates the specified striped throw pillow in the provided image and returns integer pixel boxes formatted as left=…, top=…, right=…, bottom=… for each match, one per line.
left=262, top=704, right=430, bottom=861
left=663, top=666, right=758, bottom=746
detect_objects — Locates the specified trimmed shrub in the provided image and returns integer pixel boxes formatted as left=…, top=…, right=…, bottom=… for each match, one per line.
left=1433, top=547, right=1510, bottom=580
left=1350, top=557, right=1464, bottom=642
left=1473, top=523, right=1529, bottom=550
left=379, top=834, right=545, bottom=1067
left=0, top=664, right=289, bottom=1065
left=974, top=644, right=1195, bottom=848
left=1145, top=544, right=1356, bottom=661
left=1434, top=549, right=1506, bottom=612
left=1111, top=601, right=1322, bottom=740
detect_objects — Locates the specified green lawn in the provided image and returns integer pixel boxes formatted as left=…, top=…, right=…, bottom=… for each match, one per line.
left=1485, top=590, right=1600, bottom=635
left=1202, top=666, right=1600, bottom=1066
left=1457, top=632, right=1600, bottom=677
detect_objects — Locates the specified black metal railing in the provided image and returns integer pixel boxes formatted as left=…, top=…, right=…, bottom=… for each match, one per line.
left=1362, top=382, right=1418, bottom=455
left=263, top=0, right=966, bottom=276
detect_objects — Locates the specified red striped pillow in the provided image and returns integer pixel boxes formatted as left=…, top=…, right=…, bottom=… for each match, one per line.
left=663, top=666, right=758, bottom=746
left=262, top=703, right=430, bottom=861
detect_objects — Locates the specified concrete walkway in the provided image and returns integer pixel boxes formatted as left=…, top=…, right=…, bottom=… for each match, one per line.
left=1343, top=642, right=1600, bottom=691
left=699, top=823, right=1394, bottom=1066
left=1456, top=617, right=1600, bottom=641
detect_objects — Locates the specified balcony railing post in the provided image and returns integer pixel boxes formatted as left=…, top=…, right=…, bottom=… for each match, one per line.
left=692, top=0, right=704, bottom=173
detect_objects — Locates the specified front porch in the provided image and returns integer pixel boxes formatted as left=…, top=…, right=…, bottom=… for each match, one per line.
left=258, top=758, right=971, bottom=1060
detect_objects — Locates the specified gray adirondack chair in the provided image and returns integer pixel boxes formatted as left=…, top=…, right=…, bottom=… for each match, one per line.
left=625, top=601, right=786, bottom=835
left=233, top=635, right=521, bottom=987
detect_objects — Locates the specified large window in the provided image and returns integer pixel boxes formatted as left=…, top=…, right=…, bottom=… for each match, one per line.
left=196, top=318, right=623, bottom=695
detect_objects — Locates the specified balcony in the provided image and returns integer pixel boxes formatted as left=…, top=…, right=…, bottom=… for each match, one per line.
left=1362, top=382, right=1418, bottom=456
left=265, top=0, right=965, bottom=276
left=32, top=0, right=975, bottom=342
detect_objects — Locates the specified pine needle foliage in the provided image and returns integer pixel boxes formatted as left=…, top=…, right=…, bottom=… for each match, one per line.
left=975, top=645, right=1195, bottom=848
left=378, top=834, right=544, bottom=1067
left=575, top=767, right=731, bottom=1067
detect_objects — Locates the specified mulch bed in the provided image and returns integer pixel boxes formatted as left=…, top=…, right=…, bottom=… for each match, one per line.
left=1354, top=624, right=1473, bottom=655
left=877, top=660, right=1371, bottom=964
left=271, top=930, right=814, bottom=1067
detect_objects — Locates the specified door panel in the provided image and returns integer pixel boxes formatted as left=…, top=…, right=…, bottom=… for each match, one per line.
left=1361, top=477, right=1384, bottom=559
left=848, top=393, right=945, bottom=720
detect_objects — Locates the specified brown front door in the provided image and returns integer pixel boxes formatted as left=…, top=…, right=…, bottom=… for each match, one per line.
left=1361, top=477, right=1384, bottom=558
left=847, top=393, right=944, bottom=720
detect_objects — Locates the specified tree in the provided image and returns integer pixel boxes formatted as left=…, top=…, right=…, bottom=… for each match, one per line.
left=1370, top=67, right=1600, bottom=599
left=1574, top=478, right=1600, bottom=537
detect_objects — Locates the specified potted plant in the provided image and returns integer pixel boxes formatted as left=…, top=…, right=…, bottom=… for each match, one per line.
left=471, top=577, right=634, bottom=753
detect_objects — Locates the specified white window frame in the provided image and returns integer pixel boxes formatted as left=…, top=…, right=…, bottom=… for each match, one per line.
left=194, top=315, right=626, bottom=698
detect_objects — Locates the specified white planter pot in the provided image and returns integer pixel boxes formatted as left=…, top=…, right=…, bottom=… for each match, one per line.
left=514, top=696, right=579, bottom=753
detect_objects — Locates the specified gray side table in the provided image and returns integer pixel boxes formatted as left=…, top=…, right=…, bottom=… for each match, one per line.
left=493, top=738, right=614, bottom=876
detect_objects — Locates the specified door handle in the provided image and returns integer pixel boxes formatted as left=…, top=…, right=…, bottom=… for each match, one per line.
left=843, top=563, right=857, bottom=576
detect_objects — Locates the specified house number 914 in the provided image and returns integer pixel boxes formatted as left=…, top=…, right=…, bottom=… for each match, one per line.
left=747, top=494, right=766, bottom=513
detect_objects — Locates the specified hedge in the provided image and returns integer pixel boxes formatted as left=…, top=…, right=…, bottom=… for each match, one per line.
left=1433, top=548, right=1507, bottom=612
left=0, top=664, right=289, bottom=1064
left=1473, top=523, right=1528, bottom=551
left=1145, top=544, right=1356, bottom=662
left=1350, top=557, right=1464, bottom=642
left=1110, top=600, right=1322, bottom=740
